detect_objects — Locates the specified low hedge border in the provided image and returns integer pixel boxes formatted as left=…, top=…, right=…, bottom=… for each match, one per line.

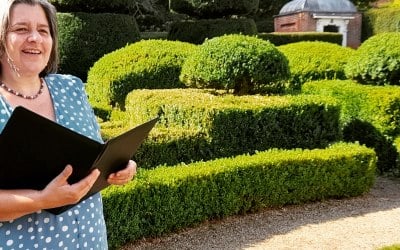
left=258, top=32, right=342, bottom=46
left=102, top=142, right=376, bottom=249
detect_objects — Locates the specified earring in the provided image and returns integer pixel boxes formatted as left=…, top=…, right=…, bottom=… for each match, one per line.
left=7, top=56, right=21, bottom=77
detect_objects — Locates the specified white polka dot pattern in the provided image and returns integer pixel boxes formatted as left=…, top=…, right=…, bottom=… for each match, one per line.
left=0, top=74, right=107, bottom=249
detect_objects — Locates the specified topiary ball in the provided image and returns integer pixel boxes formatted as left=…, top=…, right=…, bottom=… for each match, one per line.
left=345, top=32, right=400, bottom=86
left=179, top=34, right=290, bottom=95
left=86, top=39, right=197, bottom=112
left=278, top=41, right=355, bottom=89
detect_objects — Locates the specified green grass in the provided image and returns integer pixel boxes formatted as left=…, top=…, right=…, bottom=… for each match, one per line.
left=378, top=244, right=400, bottom=250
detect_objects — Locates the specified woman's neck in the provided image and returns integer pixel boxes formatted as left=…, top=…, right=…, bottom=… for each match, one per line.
left=0, top=73, right=42, bottom=96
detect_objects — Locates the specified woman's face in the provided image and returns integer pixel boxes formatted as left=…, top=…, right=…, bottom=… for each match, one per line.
left=2, top=3, right=53, bottom=77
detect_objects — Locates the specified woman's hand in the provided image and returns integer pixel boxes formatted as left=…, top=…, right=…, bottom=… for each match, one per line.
left=0, top=165, right=100, bottom=221
left=107, top=160, right=137, bottom=185
left=40, top=165, right=100, bottom=209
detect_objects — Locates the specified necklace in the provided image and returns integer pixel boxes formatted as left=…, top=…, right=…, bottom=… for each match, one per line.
left=0, top=79, right=44, bottom=100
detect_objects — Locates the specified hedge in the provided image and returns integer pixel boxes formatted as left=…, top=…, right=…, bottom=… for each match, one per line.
left=107, top=89, right=343, bottom=169
left=258, top=32, right=342, bottom=46
left=167, top=18, right=258, bottom=45
left=86, top=39, right=197, bottom=113
left=103, top=142, right=376, bottom=249
left=180, top=34, right=290, bottom=94
left=345, top=32, right=400, bottom=86
left=278, top=41, right=355, bottom=89
left=303, top=80, right=400, bottom=172
left=169, top=0, right=259, bottom=18
left=57, top=12, right=140, bottom=81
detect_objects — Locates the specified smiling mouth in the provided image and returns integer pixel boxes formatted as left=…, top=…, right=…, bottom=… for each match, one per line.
left=22, top=49, right=41, bottom=54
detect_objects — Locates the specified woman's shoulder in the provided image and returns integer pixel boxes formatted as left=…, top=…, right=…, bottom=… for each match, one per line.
left=44, top=74, right=84, bottom=85
left=44, top=74, right=86, bottom=92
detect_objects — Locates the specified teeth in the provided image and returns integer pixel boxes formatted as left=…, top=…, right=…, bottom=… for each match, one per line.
left=23, top=49, right=41, bottom=54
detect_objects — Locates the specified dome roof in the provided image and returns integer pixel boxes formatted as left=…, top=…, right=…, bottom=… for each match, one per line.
left=279, top=0, right=357, bottom=15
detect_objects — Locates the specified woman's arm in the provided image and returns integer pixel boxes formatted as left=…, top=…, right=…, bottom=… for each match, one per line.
left=0, top=165, right=100, bottom=221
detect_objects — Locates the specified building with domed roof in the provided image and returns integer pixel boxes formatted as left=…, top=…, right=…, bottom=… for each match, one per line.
left=274, top=0, right=362, bottom=48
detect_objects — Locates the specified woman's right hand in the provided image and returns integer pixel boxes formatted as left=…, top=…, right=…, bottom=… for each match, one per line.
left=0, top=165, right=100, bottom=221
left=40, top=165, right=100, bottom=209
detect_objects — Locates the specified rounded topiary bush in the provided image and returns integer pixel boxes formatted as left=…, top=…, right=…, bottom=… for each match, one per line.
left=180, top=34, right=290, bottom=95
left=169, top=0, right=259, bottom=18
left=278, top=41, right=355, bottom=89
left=86, top=39, right=197, bottom=113
left=345, top=32, right=400, bottom=86
left=57, top=12, right=140, bottom=81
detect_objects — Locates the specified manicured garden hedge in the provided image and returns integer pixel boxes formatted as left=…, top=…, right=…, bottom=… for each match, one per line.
left=258, top=32, right=342, bottom=46
left=103, top=142, right=376, bottom=249
left=278, top=41, right=355, bottom=89
left=303, top=80, right=400, bottom=172
left=362, top=5, right=400, bottom=40
left=167, top=18, right=258, bottom=44
left=86, top=39, right=197, bottom=113
left=169, top=0, right=259, bottom=18
left=180, top=34, right=290, bottom=94
left=102, top=89, right=342, bottom=169
left=345, top=32, right=400, bottom=86
left=57, top=12, right=140, bottom=81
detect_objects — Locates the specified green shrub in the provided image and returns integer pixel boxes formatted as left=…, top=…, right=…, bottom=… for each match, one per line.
left=169, top=0, right=259, bottom=18
left=362, top=5, right=400, bottom=40
left=303, top=80, right=400, bottom=173
left=345, top=32, right=400, bottom=86
left=103, top=142, right=376, bottom=248
left=278, top=41, right=355, bottom=89
left=180, top=34, right=290, bottom=95
left=57, top=12, right=139, bottom=81
left=86, top=39, right=197, bottom=113
left=167, top=18, right=258, bottom=45
left=50, top=0, right=139, bottom=14
left=119, top=89, right=341, bottom=168
left=303, top=80, right=400, bottom=138
left=258, top=32, right=342, bottom=46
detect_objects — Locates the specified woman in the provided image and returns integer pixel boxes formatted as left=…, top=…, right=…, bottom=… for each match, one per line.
left=0, top=0, right=136, bottom=248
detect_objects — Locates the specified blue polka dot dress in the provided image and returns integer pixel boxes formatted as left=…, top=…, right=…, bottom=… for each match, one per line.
left=0, top=74, right=108, bottom=249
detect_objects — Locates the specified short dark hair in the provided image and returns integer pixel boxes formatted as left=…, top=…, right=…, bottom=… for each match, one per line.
left=0, top=0, right=59, bottom=76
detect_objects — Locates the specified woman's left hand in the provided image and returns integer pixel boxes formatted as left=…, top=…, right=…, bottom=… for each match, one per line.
left=107, top=160, right=137, bottom=185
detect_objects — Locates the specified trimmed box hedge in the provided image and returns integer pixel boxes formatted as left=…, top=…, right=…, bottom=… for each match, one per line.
left=86, top=39, right=197, bottom=113
left=105, top=89, right=342, bottom=169
left=57, top=12, right=140, bottom=81
left=258, top=32, right=342, bottom=46
left=103, top=142, right=376, bottom=249
left=303, top=80, right=400, bottom=172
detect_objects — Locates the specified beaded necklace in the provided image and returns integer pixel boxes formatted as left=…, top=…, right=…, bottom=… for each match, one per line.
left=0, top=78, right=44, bottom=100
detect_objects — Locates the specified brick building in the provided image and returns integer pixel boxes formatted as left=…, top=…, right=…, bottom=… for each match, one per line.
left=274, top=0, right=362, bottom=48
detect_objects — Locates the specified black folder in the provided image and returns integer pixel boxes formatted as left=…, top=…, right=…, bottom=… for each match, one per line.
left=0, top=106, right=158, bottom=214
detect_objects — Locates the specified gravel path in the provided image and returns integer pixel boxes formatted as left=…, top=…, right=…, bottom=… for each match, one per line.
left=121, top=176, right=400, bottom=250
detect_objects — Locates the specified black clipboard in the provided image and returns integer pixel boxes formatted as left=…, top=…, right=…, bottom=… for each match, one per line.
left=0, top=106, right=158, bottom=214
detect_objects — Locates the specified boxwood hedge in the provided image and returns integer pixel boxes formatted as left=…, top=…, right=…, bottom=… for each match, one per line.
left=180, top=34, right=290, bottom=94
left=57, top=12, right=140, bottom=81
left=345, top=32, right=400, bottom=86
left=86, top=39, right=197, bottom=113
left=278, top=41, right=355, bottom=89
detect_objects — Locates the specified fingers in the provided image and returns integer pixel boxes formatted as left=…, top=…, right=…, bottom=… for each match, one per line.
left=52, top=165, right=73, bottom=185
left=108, top=160, right=137, bottom=185
left=71, top=168, right=100, bottom=195
left=41, top=166, right=100, bottom=209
